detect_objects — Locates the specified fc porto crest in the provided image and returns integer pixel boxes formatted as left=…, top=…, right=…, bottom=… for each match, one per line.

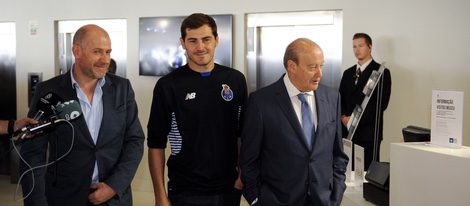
left=221, top=84, right=234, bottom=101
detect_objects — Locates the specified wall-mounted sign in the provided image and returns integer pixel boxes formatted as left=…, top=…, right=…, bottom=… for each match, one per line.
left=431, top=90, right=464, bottom=148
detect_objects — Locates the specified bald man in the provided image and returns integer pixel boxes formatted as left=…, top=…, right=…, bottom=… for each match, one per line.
left=240, top=38, right=348, bottom=206
left=20, top=24, right=144, bottom=206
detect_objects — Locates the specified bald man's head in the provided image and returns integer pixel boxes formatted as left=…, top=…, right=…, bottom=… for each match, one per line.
left=284, top=38, right=324, bottom=92
left=283, top=38, right=321, bottom=69
left=71, top=24, right=112, bottom=82
left=73, top=24, right=110, bottom=48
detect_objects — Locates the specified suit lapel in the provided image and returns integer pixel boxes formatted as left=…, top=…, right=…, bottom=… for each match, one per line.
left=96, top=77, right=115, bottom=146
left=59, top=71, right=95, bottom=146
left=274, top=77, right=312, bottom=151
left=312, top=86, right=327, bottom=154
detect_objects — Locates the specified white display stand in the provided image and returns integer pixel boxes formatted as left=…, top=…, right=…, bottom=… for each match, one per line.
left=341, top=172, right=375, bottom=206
left=390, top=143, right=470, bottom=206
left=343, top=139, right=353, bottom=183
left=353, top=145, right=364, bottom=188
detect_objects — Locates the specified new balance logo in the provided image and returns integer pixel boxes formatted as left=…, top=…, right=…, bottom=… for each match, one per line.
left=185, top=92, right=196, bottom=100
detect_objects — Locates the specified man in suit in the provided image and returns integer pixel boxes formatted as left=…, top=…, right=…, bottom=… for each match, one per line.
left=20, top=24, right=144, bottom=206
left=240, top=38, right=348, bottom=206
left=339, top=33, right=391, bottom=170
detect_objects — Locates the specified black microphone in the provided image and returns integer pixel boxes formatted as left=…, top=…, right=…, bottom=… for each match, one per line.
left=33, top=92, right=63, bottom=121
left=13, top=100, right=82, bottom=141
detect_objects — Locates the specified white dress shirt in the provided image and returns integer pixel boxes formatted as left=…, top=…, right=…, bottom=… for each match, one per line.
left=283, top=74, right=318, bottom=131
left=71, top=67, right=105, bottom=184
left=357, top=58, right=373, bottom=73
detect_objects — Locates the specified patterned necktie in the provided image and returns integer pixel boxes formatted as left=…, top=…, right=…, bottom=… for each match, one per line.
left=355, top=67, right=362, bottom=85
left=298, top=93, right=315, bottom=146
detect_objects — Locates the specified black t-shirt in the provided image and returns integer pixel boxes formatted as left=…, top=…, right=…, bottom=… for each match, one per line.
left=147, top=64, right=247, bottom=194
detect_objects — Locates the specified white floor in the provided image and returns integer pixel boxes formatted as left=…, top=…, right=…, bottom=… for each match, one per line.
left=0, top=175, right=23, bottom=206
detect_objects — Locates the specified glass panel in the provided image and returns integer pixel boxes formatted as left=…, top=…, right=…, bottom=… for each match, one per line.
left=246, top=11, right=343, bottom=92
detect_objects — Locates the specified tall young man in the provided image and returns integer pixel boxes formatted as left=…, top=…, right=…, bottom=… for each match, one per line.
left=147, top=13, right=247, bottom=206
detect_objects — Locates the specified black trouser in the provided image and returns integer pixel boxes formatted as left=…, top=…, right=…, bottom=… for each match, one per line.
left=169, top=188, right=242, bottom=206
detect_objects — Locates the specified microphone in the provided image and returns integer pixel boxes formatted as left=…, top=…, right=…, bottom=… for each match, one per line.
left=33, top=92, right=63, bottom=121
left=13, top=100, right=82, bottom=141
left=55, top=100, right=82, bottom=121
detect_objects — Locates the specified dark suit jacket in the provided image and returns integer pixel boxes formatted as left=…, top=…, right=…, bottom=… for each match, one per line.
left=240, top=76, right=349, bottom=206
left=339, top=60, right=391, bottom=142
left=20, top=71, right=144, bottom=206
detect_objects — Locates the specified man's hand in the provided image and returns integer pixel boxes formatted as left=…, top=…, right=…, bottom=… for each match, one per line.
left=234, top=176, right=243, bottom=190
left=14, top=118, right=38, bottom=132
left=341, top=115, right=350, bottom=127
left=89, top=182, right=116, bottom=205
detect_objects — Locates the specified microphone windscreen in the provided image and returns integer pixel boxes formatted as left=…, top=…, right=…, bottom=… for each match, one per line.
left=56, top=100, right=82, bottom=120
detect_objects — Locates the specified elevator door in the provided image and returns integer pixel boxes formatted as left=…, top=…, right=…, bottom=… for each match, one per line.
left=0, top=22, right=16, bottom=120
left=0, top=22, right=16, bottom=177
left=246, top=11, right=343, bottom=92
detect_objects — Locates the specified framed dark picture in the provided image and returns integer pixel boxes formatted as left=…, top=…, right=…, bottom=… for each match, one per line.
left=139, top=14, right=233, bottom=76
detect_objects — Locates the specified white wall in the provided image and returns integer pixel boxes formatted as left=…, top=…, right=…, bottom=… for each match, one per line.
left=2, top=0, right=470, bottom=200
